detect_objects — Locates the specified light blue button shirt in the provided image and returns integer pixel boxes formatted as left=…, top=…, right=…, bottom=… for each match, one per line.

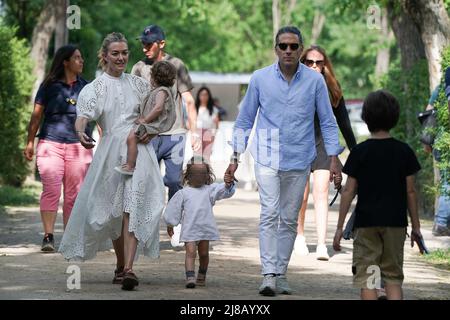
left=231, top=62, right=343, bottom=171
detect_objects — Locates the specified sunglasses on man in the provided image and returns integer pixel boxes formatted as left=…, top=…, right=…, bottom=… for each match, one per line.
left=304, top=59, right=324, bottom=68
left=277, top=43, right=300, bottom=51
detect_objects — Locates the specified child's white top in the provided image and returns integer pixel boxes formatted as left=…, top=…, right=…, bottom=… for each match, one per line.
left=164, top=183, right=235, bottom=241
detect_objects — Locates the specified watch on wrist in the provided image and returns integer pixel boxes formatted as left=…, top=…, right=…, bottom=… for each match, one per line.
left=230, top=154, right=240, bottom=164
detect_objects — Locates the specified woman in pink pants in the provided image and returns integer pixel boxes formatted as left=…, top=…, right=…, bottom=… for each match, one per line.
left=24, top=45, right=93, bottom=253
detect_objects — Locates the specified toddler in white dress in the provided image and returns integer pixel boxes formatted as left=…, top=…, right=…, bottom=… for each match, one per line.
left=164, top=156, right=235, bottom=288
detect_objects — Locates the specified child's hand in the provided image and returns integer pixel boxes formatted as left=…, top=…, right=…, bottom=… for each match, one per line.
left=224, top=173, right=235, bottom=188
left=167, top=226, right=174, bottom=237
left=333, top=228, right=343, bottom=251
left=134, top=117, right=147, bottom=125
left=411, top=229, right=427, bottom=254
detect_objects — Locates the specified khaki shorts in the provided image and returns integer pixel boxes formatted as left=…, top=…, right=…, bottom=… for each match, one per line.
left=352, top=227, right=406, bottom=289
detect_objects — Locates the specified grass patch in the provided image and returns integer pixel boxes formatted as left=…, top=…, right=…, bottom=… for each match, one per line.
left=0, top=181, right=41, bottom=208
left=423, top=248, right=450, bottom=271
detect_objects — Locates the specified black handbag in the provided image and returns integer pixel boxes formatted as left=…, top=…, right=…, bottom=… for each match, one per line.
left=417, top=109, right=436, bottom=146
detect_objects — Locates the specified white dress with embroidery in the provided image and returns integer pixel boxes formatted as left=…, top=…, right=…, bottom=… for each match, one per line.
left=59, top=72, right=165, bottom=261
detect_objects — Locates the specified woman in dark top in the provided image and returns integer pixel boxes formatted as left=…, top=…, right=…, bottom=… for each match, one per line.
left=294, top=45, right=357, bottom=260
left=24, top=45, right=93, bottom=252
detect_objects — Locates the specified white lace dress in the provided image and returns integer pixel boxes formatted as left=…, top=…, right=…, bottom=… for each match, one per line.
left=59, top=72, right=165, bottom=261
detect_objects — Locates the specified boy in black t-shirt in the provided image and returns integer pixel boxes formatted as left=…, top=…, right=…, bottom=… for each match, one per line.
left=333, top=90, right=425, bottom=300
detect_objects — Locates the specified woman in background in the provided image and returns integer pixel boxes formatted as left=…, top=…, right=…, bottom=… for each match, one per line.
left=24, top=45, right=92, bottom=252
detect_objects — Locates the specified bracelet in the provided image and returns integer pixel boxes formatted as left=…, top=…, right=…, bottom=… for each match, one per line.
left=230, top=155, right=240, bottom=164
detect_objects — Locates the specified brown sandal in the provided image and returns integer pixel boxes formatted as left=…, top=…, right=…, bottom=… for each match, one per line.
left=121, top=270, right=139, bottom=291
left=112, top=267, right=125, bottom=284
left=196, top=273, right=206, bottom=286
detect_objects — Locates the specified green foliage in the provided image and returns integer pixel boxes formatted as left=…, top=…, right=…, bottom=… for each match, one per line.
left=432, top=46, right=450, bottom=196
left=0, top=183, right=40, bottom=207
left=0, top=24, right=34, bottom=186
left=423, top=248, right=450, bottom=271
left=2, top=0, right=383, bottom=99
left=380, top=59, right=435, bottom=215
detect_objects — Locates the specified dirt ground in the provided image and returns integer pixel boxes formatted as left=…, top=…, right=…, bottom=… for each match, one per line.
left=0, top=188, right=449, bottom=300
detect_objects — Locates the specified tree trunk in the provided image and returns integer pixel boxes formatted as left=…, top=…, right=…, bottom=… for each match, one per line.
left=30, top=0, right=57, bottom=103
left=54, top=0, right=69, bottom=52
left=272, top=0, right=280, bottom=46
left=402, top=0, right=450, bottom=91
left=387, top=1, right=426, bottom=71
left=283, top=0, right=297, bottom=25
left=310, top=11, right=326, bottom=45
left=387, top=1, right=431, bottom=215
left=375, top=8, right=393, bottom=77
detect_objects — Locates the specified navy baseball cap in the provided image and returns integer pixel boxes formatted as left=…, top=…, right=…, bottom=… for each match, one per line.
left=137, top=25, right=165, bottom=44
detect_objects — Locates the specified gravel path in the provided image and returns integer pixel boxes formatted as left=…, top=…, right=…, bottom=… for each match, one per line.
left=0, top=188, right=449, bottom=300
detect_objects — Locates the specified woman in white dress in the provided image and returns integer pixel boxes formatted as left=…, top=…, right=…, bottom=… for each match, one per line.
left=59, top=32, right=165, bottom=291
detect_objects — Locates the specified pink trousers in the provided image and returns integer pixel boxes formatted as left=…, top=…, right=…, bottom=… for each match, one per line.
left=36, top=139, right=92, bottom=221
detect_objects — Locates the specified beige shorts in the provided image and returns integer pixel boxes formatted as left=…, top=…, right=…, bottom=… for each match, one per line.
left=352, top=227, right=406, bottom=289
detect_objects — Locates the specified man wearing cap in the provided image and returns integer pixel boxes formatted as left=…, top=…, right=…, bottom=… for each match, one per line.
left=132, top=25, right=200, bottom=200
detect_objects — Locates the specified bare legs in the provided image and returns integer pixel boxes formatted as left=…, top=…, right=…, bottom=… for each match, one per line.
left=312, top=170, right=330, bottom=246
left=198, top=240, right=209, bottom=272
left=296, top=170, right=330, bottom=259
left=296, top=170, right=330, bottom=244
left=123, top=130, right=139, bottom=172
left=185, top=240, right=209, bottom=288
left=41, top=211, right=57, bottom=234
left=361, top=285, right=402, bottom=300
left=296, top=180, right=310, bottom=236
left=185, top=242, right=197, bottom=272
left=112, top=212, right=138, bottom=272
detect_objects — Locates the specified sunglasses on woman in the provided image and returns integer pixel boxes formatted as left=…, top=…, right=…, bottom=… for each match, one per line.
left=277, top=43, right=300, bottom=51
left=305, top=59, right=324, bottom=67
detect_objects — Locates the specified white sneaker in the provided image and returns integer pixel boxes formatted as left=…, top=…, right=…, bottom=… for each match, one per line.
left=259, top=275, right=276, bottom=296
left=294, top=235, right=309, bottom=256
left=276, top=275, right=292, bottom=295
left=316, top=244, right=329, bottom=261
left=170, top=224, right=184, bottom=248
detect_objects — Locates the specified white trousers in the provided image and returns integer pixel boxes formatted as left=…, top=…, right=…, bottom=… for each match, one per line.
left=255, top=163, right=310, bottom=275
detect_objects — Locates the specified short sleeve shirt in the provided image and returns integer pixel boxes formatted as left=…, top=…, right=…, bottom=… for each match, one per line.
left=131, top=54, right=193, bottom=135
left=343, top=138, right=421, bottom=228
left=35, top=77, right=92, bottom=143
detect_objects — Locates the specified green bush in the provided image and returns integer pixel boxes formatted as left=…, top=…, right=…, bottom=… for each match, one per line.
left=380, top=59, right=435, bottom=215
left=433, top=46, right=450, bottom=196
left=0, top=183, right=40, bottom=207
left=0, top=24, right=34, bottom=186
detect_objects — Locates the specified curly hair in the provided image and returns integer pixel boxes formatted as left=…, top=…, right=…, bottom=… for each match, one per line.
left=152, top=60, right=176, bottom=87
left=182, top=156, right=215, bottom=188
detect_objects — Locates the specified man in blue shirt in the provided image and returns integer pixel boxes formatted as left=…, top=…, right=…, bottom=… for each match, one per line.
left=225, top=26, right=343, bottom=296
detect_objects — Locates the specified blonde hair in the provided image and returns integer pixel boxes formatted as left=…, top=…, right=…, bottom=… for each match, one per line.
left=300, top=45, right=343, bottom=108
left=97, top=32, right=128, bottom=70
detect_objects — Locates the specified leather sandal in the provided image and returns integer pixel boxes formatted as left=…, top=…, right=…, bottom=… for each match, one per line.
left=121, top=270, right=139, bottom=291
